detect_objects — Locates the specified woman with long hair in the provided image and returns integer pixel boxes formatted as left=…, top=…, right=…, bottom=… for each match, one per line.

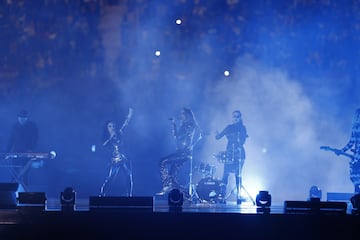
left=157, top=107, right=200, bottom=195
left=100, top=108, right=133, bottom=196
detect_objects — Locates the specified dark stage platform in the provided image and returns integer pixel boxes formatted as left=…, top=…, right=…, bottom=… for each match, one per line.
left=0, top=196, right=360, bottom=240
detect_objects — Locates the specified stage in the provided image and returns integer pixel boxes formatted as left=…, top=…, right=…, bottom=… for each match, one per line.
left=0, top=195, right=359, bottom=240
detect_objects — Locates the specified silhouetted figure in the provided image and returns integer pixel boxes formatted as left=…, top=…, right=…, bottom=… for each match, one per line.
left=6, top=110, right=38, bottom=190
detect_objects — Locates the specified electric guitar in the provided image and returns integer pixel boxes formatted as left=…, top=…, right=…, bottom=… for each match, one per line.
left=320, top=146, right=356, bottom=164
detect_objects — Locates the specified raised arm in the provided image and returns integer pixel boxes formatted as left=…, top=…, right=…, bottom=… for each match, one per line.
left=119, top=107, right=133, bottom=134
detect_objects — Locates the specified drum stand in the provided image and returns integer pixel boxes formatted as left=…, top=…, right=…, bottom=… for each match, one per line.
left=127, top=157, right=134, bottom=197
left=225, top=148, right=255, bottom=205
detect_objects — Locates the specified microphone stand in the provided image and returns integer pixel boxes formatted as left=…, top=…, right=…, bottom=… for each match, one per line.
left=223, top=144, right=255, bottom=205
left=187, top=131, right=202, bottom=203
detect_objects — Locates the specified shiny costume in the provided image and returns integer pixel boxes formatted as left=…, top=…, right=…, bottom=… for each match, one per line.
left=216, top=121, right=248, bottom=195
left=159, top=120, right=196, bottom=192
left=341, top=122, right=360, bottom=193
left=100, top=130, right=133, bottom=197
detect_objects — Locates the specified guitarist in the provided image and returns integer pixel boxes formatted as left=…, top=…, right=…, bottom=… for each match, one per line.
left=338, top=108, right=360, bottom=193
left=100, top=108, right=133, bottom=197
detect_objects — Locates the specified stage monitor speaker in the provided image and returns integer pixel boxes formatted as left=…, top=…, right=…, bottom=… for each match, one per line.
left=17, top=192, right=47, bottom=212
left=284, top=200, right=347, bottom=215
left=0, top=183, right=18, bottom=209
left=89, top=196, right=154, bottom=212
left=327, top=192, right=354, bottom=202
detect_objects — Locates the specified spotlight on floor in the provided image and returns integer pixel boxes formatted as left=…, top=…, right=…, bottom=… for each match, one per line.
left=256, top=191, right=271, bottom=214
left=61, top=187, right=76, bottom=211
left=168, top=189, right=183, bottom=211
left=308, top=185, right=322, bottom=200
left=351, top=193, right=360, bottom=214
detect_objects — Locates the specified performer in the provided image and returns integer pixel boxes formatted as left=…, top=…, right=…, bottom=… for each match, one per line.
left=157, top=107, right=199, bottom=195
left=6, top=110, right=39, bottom=190
left=100, top=108, right=133, bottom=197
left=215, top=110, right=248, bottom=203
left=337, top=108, right=360, bottom=193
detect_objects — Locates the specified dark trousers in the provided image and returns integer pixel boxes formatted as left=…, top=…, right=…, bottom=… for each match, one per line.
left=222, top=159, right=244, bottom=195
left=100, top=160, right=132, bottom=196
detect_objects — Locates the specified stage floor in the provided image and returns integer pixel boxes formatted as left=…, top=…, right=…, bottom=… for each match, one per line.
left=42, top=195, right=353, bottom=214
left=0, top=196, right=359, bottom=240
left=43, top=196, right=287, bottom=213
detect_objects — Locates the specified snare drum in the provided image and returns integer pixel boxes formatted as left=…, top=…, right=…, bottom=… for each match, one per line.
left=196, top=178, right=225, bottom=202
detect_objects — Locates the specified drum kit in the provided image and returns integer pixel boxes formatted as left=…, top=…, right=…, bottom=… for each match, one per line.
left=196, top=177, right=225, bottom=203
left=189, top=151, right=254, bottom=204
left=189, top=151, right=236, bottom=203
left=191, top=161, right=224, bottom=203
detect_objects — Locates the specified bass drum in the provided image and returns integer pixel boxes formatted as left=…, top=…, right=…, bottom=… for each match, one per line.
left=196, top=178, right=224, bottom=202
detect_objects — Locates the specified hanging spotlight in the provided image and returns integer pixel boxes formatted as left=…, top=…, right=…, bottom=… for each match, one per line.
left=61, top=187, right=76, bottom=211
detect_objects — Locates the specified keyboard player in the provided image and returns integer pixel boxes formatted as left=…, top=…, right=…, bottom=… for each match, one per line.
left=5, top=110, right=38, bottom=191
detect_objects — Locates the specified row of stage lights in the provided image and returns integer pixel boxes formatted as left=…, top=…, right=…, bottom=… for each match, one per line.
left=168, top=186, right=360, bottom=215
left=1, top=184, right=360, bottom=215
